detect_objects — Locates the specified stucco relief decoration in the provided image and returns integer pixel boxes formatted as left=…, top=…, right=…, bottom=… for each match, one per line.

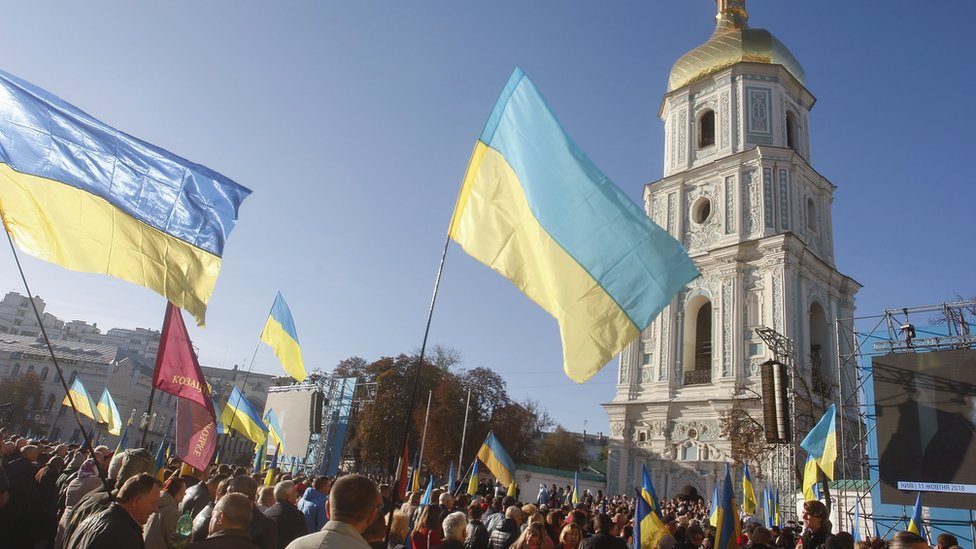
left=779, top=170, right=790, bottom=229
left=670, top=113, right=677, bottom=169
left=743, top=170, right=760, bottom=234
left=684, top=276, right=719, bottom=301
left=641, top=364, right=654, bottom=384
left=607, top=450, right=620, bottom=494
left=619, top=357, right=629, bottom=384
left=721, top=279, right=733, bottom=377
left=650, top=420, right=668, bottom=438
left=724, top=176, right=735, bottom=234
left=762, top=168, right=774, bottom=228
left=667, top=193, right=676, bottom=235
left=659, top=312, right=670, bottom=381
left=720, top=91, right=730, bottom=149
left=652, top=197, right=664, bottom=227
left=678, top=110, right=687, bottom=164
left=684, top=184, right=721, bottom=251
left=772, top=272, right=783, bottom=332
left=750, top=359, right=762, bottom=376
left=610, top=421, right=625, bottom=438
left=749, top=89, right=768, bottom=133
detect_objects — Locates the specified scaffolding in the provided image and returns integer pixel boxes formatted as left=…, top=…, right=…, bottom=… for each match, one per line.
left=834, top=299, right=976, bottom=542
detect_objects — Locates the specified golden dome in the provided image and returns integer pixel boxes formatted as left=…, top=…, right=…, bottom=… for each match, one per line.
left=667, top=0, right=804, bottom=92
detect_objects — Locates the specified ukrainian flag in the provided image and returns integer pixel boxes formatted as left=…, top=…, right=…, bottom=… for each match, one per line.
left=572, top=471, right=580, bottom=504
left=467, top=460, right=480, bottom=496
left=476, top=432, right=515, bottom=486
left=260, top=292, right=306, bottom=382
left=265, top=444, right=280, bottom=487
left=709, top=483, right=719, bottom=526
left=742, top=463, right=757, bottom=515
left=264, top=408, right=286, bottom=454
left=907, top=492, right=926, bottom=542
left=0, top=70, right=251, bottom=326
left=800, top=404, right=837, bottom=500
left=634, top=489, right=667, bottom=549
left=449, top=68, right=698, bottom=383
left=114, top=427, right=128, bottom=454
left=221, top=385, right=269, bottom=445
left=62, top=378, right=99, bottom=421
left=641, top=463, right=662, bottom=518
left=97, top=388, right=123, bottom=436
left=714, top=464, right=741, bottom=549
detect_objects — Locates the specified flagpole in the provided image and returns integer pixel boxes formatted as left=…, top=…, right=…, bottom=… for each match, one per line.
left=1, top=223, right=114, bottom=496
left=219, top=338, right=262, bottom=456
left=140, top=369, right=160, bottom=447
left=457, top=387, right=471, bottom=475
left=384, top=232, right=453, bottom=545
left=452, top=457, right=476, bottom=497
left=418, top=390, right=432, bottom=474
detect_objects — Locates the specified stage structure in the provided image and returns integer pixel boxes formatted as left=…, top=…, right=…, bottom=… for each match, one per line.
left=835, top=299, right=976, bottom=546
left=264, top=375, right=374, bottom=476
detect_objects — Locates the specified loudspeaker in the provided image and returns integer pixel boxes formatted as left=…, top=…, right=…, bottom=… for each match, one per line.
left=311, top=391, right=324, bottom=434
left=760, top=360, right=792, bottom=443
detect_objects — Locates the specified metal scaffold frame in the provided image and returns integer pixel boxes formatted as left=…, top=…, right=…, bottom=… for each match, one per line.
left=834, top=300, right=976, bottom=541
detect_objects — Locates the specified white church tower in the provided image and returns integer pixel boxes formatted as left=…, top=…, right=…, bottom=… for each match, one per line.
left=603, top=0, right=860, bottom=497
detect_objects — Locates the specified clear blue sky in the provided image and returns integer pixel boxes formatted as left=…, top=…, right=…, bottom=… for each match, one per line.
left=0, top=2, right=973, bottom=435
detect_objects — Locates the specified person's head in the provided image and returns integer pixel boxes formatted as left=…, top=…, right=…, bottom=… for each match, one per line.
left=163, top=475, right=187, bottom=503
left=389, top=510, right=410, bottom=543
left=109, top=449, right=154, bottom=489
left=889, top=531, right=930, bottom=549
left=688, top=525, right=706, bottom=546
left=20, top=445, right=39, bottom=462
left=313, top=475, right=330, bottom=494
left=560, top=523, right=584, bottom=549
left=801, top=501, right=828, bottom=531
left=275, top=480, right=299, bottom=505
left=855, top=541, right=872, bottom=549
left=506, top=505, right=524, bottom=526
left=205, top=474, right=228, bottom=499
left=227, top=474, right=260, bottom=501
left=210, top=492, right=252, bottom=533
left=593, top=513, right=612, bottom=534
left=440, top=491, right=455, bottom=510
left=468, top=503, right=484, bottom=520
left=362, top=506, right=389, bottom=543
left=443, top=511, right=468, bottom=542
left=256, top=485, right=275, bottom=508
left=417, top=505, right=439, bottom=530
left=516, top=523, right=546, bottom=549
left=328, top=474, right=380, bottom=532
left=117, top=473, right=163, bottom=525
left=936, top=534, right=958, bottom=549
left=751, top=526, right=771, bottom=546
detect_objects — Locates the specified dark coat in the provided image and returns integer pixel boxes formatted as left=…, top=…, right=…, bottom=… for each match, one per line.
left=264, top=500, right=309, bottom=549
left=434, top=540, right=468, bottom=549
left=579, top=533, right=628, bottom=549
left=180, top=481, right=212, bottom=519
left=250, top=504, right=279, bottom=549
left=186, top=528, right=262, bottom=549
left=65, top=502, right=145, bottom=549
left=800, top=521, right=838, bottom=549
left=465, top=519, right=490, bottom=549
left=489, top=519, right=520, bottom=549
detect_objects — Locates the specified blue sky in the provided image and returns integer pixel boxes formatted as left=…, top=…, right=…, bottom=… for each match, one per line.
left=0, top=2, right=973, bottom=435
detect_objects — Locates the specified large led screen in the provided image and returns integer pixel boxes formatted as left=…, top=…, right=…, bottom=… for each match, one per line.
left=263, top=387, right=318, bottom=459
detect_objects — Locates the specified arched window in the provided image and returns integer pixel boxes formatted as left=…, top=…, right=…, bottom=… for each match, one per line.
left=698, top=110, right=715, bottom=148
left=682, top=297, right=713, bottom=385
left=809, top=302, right=831, bottom=397
left=45, top=393, right=55, bottom=411
left=806, top=198, right=817, bottom=232
left=68, top=371, right=78, bottom=384
left=40, top=366, right=49, bottom=382
left=786, top=111, right=798, bottom=150
left=27, top=364, right=35, bottom=375
left=11, top=363, right=21, bottom=377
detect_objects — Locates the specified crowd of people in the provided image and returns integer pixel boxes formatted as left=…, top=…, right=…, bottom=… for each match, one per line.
left=0, top=430, right=966, bottom=549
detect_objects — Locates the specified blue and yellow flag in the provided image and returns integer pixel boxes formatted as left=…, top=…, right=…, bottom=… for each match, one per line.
left=802, top=455, right=819, bottom=501
left=260, top=292, right=306, bottom=382
left=742, top=463, right=757, bottom=515
left=467, top=460, right=480, bottom=496
left=263, top=408, right=286, bottom=454
left=476, top=432, right=515, bottom=487
left=62, top=378, right=99, bottom=421
left=114, top=426, right=129, bottom=455
left=447, top=462, right=456, bottom=492
left=641, top=463, right=662, bottom=518
left=634, top=488, right=668, bottom=549
left=801, top=404, right=837, bottom=481
left=97, top=388, right=123, bottom=436
left=907, top=492, right=925, bottom=542
left=252, top=438, right=267, bottom=474
left=221, top=385, right=269, bottom=445
left=421, top=475, right=436, bottom=506
left=852, top=502, right=862, bottom=543
left=0, top=70, right=250, bottom=326
left=214, top=397, right=226, bottom=435
left=572, top=471, right=580, bottom=504
left=154, top=440, right=169, bottom=480
left=715, top=464, right=741, bottom=549
left=709, top=482, right=720, bottom=526
left=265, top=444, right=280, bottom=486
left=449, top=68, right=699, bottom=383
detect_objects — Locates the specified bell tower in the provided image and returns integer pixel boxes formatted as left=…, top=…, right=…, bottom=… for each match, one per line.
left=603, top=1, right=860, bottom=497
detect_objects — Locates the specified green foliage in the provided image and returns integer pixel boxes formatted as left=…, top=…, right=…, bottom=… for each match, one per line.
left=533, top=425, right=585, bottom=471
left=0, top=371, right=42, bottom=432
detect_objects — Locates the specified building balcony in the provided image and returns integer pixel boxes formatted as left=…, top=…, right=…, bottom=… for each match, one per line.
left=683, top=369, right=712, bottom=386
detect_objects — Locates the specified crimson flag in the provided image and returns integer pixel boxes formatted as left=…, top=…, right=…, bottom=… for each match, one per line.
left=152, top=303, right=217, bottom=470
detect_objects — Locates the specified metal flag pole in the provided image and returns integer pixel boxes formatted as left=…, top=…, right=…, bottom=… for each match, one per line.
left=1, top=221, right=114, bottom=496
left=384, top=232, right=453, bottom=545
left=418, top=390, right=432, bottom=474
left=457, top=387, right=471, bottom=475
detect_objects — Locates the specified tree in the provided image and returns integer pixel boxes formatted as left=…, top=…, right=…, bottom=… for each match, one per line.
left=489, top=399, right=553, bottom=463
left=535, top=426, right=585, bottom=470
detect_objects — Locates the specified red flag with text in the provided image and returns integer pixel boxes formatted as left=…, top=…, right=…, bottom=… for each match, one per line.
left=152, top=303, right=217, bottom=470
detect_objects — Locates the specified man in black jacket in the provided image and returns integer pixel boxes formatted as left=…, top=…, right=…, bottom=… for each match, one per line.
left=226, top=475, right=278, bottom=549
left=434, top=512, right=469, bottom=549
left=65, top=473, right=161, bottom=549
left=488, top=506, right=522, bottom=549
left=263, top=480, right=308, bottom=549
left=186, top=493, right=260, bottom=549
left=464, top=503, right=490, bottom=549
left=579, top=514, right=627, bottom=549
left=799, top=501, right=838, bottom=549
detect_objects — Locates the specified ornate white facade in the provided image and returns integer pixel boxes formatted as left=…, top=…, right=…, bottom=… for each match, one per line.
left=603, top=1, right=859, bottom=498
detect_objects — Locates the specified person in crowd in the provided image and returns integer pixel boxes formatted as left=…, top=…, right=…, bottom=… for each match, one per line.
left=285, top=474, right=381, bottom=549
left=485, top=497, right=516, bottom=532
left=65, top=473, right=162, bottom=549
left=579, top=514, right=627, bottom=549
left=413, top=502, right=446, bottom=549
left=362, top=507, right=390, bottom=549
left=186, top=492, right=260, bottom=549
left=258, top=485, right=277, bottom=512
left=434, top=511, right=470, bottom=549
left=4, top=444, right=42, bottom=548
left=35, top=454, right=65, bottom=549
left=192, top=477, right=232, bottom=542
left=748, top=527, right=774, bottom=549
left=935, top=534, right=958, bottom=549
left=225, top=475, right=278, bottom=549
left=489, top=506, right=523, bottom=549
left=264, top=480, right=309, bottom=549
left=144, top=475, right=186, bottom=549
left=887, top=532, right=930, bottom=549
left=546, top=511, right=566, bottom=543
left=465, top=503, right=490, bottom=549
left=800, top=501, right=837, bottom=549
left=512, top=522, right=553, bottom=549
left=389, top=509, right=410, bottom=549
left=181, top=474, right=225, bottom=519
left=556, top=524, right=584, bottom=549
left=298, top=475, right=331, bottom=532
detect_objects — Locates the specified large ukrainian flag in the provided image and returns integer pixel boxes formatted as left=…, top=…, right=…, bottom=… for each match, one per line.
left=800, top=403, right=837, bottom=500
left=260, top=292, right=306, bottom=382
left=476, top=431, right=515, bottom=487
left=221, top=385, right=268, bottom=445
left=449, top=68, right=698, bottom=383
left=0, top=70, right=251, bottom=326
left=62, top=378, right=99, bottom=421
left=96, top=388, right=123, bottom=436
